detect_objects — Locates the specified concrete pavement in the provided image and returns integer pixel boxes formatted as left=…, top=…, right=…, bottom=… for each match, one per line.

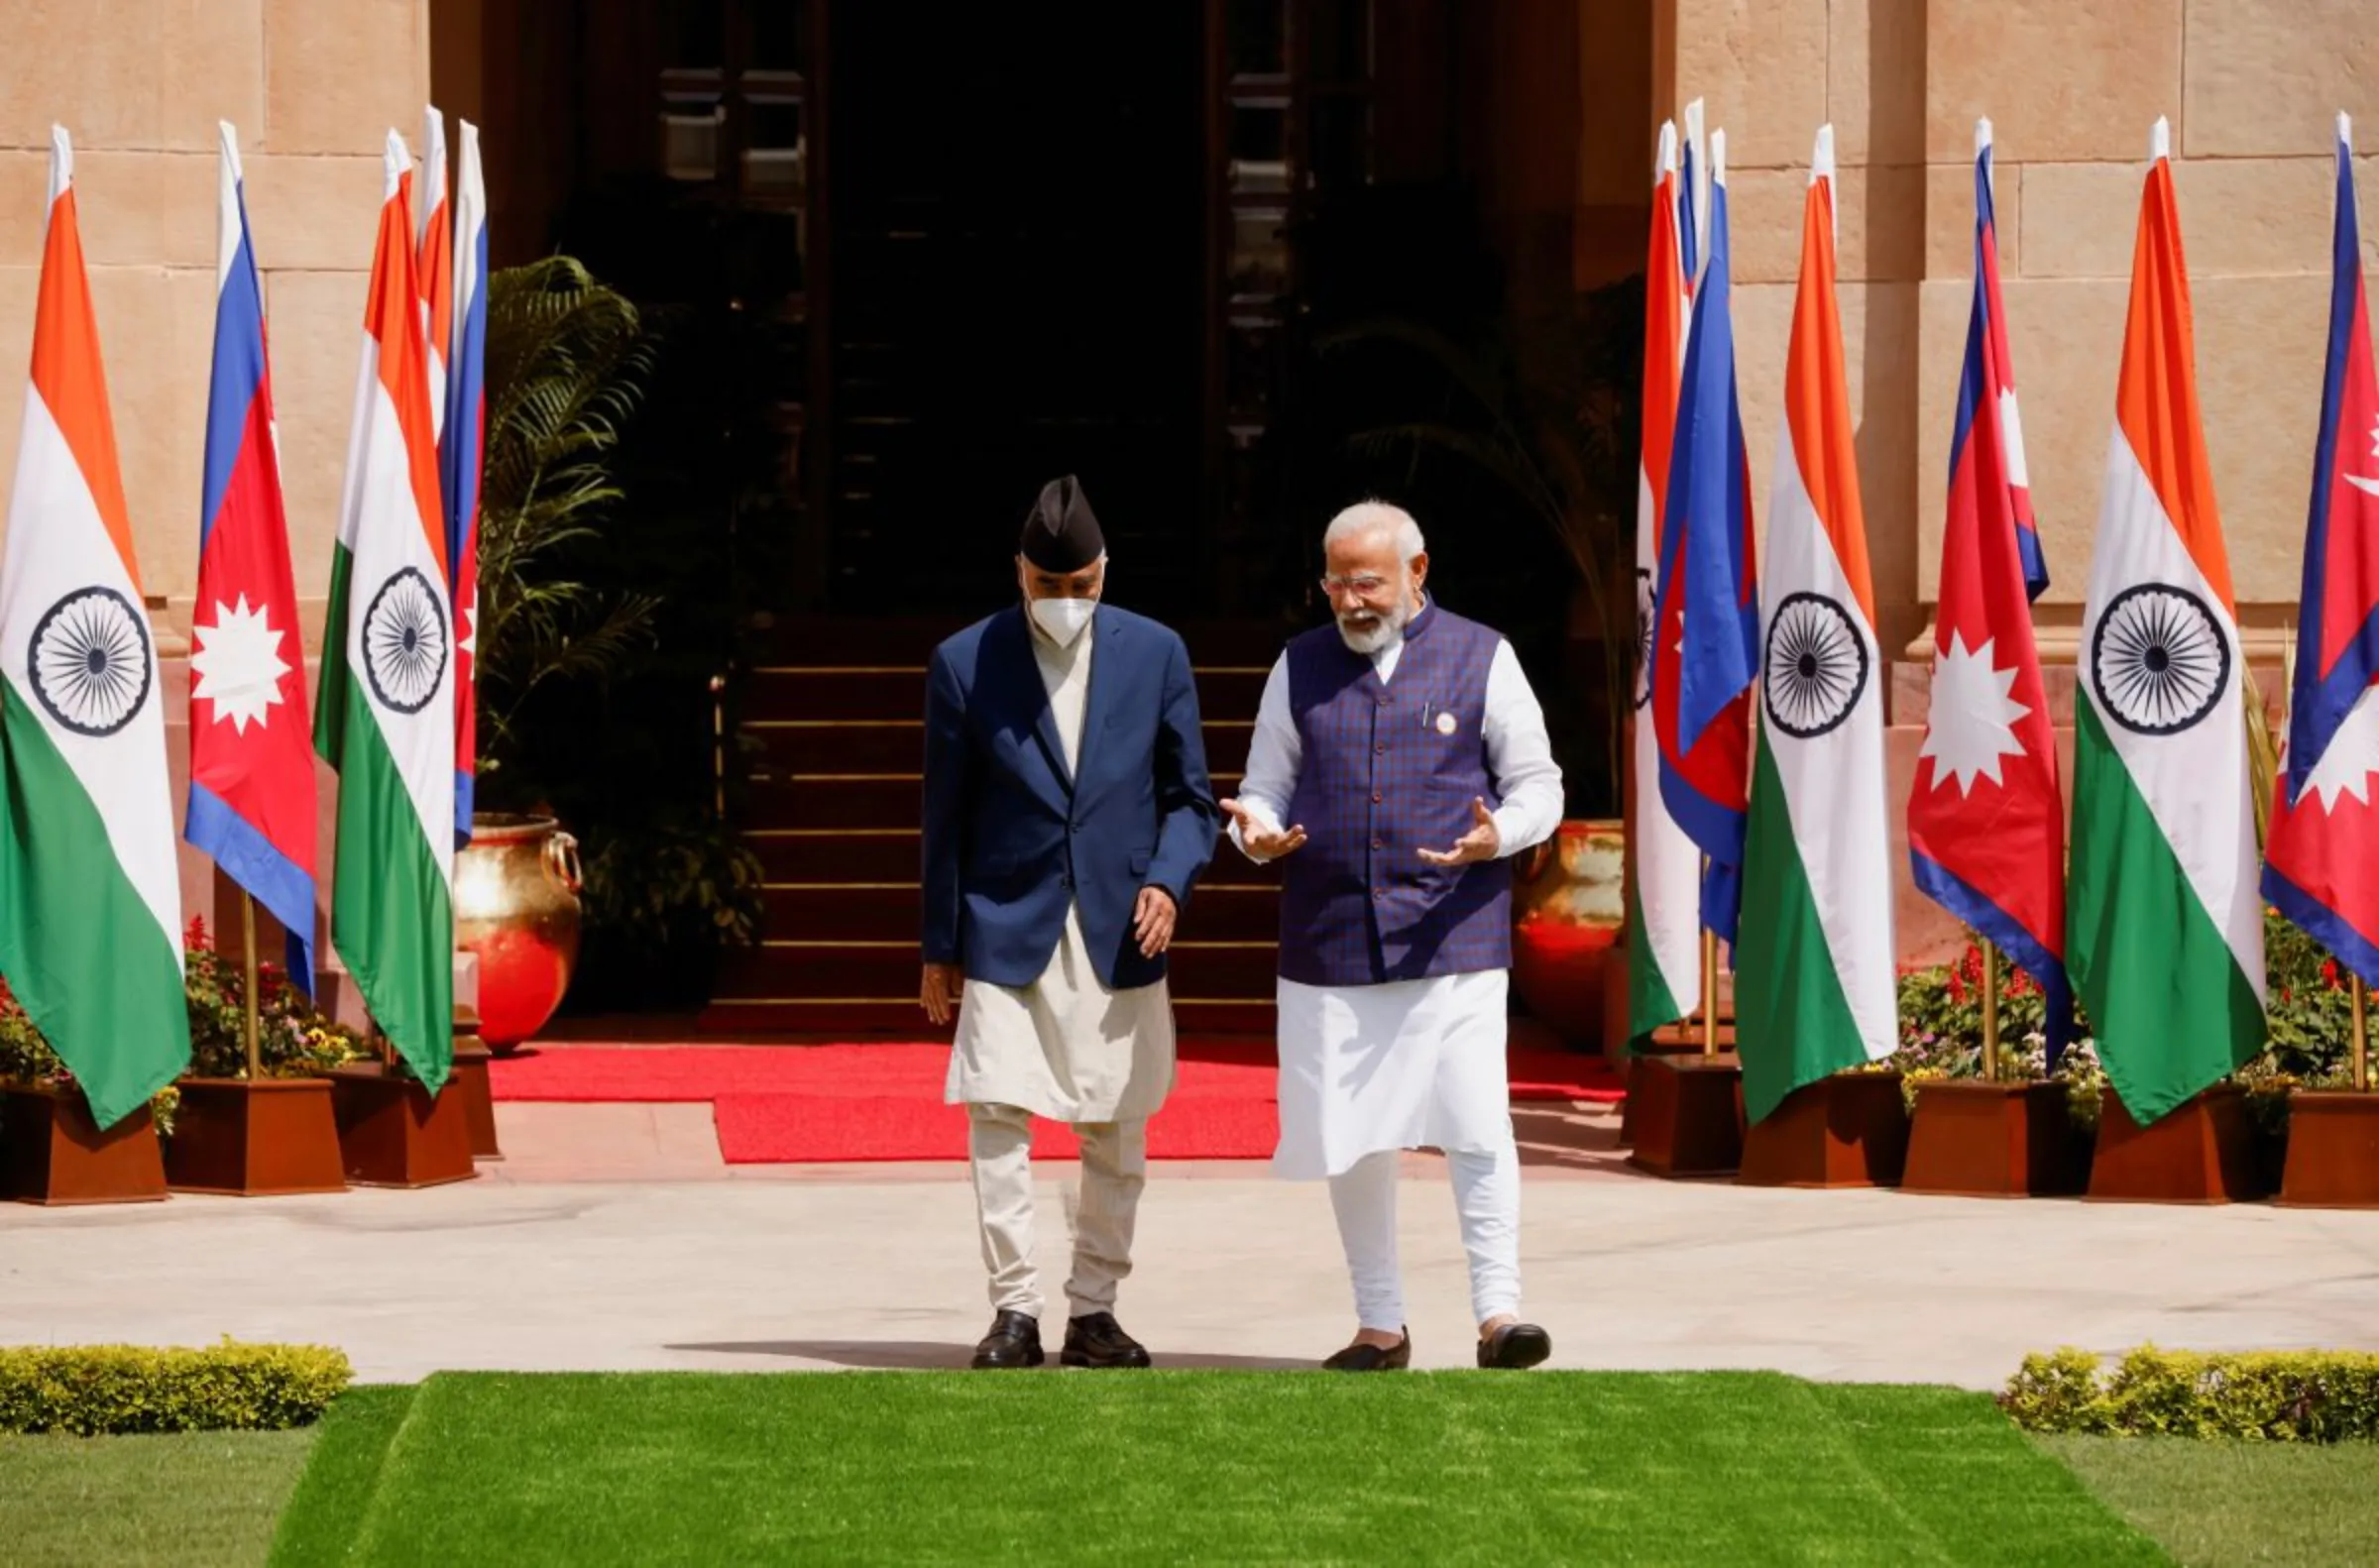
left=5, top=1100, right=2378, bottom=1388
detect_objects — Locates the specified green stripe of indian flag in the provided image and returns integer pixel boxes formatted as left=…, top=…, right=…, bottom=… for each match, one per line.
left=1735, top=131, right=1896, bottom=1125
left=2071, top=433, right=2263, bottom=1121
left=0, top=395, right=188, bottom=1127
left=316, top=141, right=455, bottom=1090
left=1737, top=431, right=1896, bottom=1123
left=1631, top=460, right=1700, bottom=1037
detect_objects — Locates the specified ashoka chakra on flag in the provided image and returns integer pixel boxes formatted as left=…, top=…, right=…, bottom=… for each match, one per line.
left=363, top=566, right=449, bottom=715
left=30, top=585, right=152, bottom=738
left=1761, top=590, right=1868, bottom=739
left=2089, top=581, right=2228, bottom=736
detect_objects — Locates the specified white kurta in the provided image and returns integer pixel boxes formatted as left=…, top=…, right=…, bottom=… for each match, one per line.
left=945, top=614, right=1176, bottom=1124
left=1232, top=612, right=1563, bottom=1178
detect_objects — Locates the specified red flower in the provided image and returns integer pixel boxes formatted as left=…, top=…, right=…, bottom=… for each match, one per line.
left=1946, top=970, right=1967, bottom=1006
left=186, top=916, right=212, bottom=952
left=2322, top=958, right=2342, bottom=991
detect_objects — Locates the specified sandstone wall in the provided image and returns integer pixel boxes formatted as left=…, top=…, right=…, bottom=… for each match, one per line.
left=1660, top=0, right=2372, bottom=652
left=0, top=0, right=432, bottom=654
left=1657, top=0, right=2371, bottom=965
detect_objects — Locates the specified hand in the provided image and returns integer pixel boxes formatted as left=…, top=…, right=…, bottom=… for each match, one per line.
left=920, top=962, right=964, bottom=1027
left=1133, top=887, right=1179, bottom=957
left=1219, top=798, right=1307, bottom=860
left=1417, top=797, right=1502, bottom=867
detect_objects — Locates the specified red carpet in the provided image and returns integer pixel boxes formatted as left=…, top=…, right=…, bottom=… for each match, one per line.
left=491, top=1041, right=1623, bottom=1164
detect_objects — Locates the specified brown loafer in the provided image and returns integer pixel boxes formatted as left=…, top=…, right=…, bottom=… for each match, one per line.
left=1322, top=1330, right=1411, bottom=1371
left=1477, top=1322, right=1552, bottom=1370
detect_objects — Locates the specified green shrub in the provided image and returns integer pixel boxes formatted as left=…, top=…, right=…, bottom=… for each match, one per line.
left=0, top=1340, right=351, bottom=1435
left=2004, top=1346, right=2379, bottom=1441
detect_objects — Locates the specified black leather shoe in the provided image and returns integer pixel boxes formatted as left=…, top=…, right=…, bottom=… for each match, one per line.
left=970, top=1310, right=1044, bottom=1370
left=1061, top=1311, right=1152, bottom=1369
left=1477, top=1322, right=1552, bottom=1370
left=1322, top=1330, right=1411, bottom=1372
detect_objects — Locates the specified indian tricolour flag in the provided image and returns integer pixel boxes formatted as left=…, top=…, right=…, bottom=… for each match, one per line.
left=2070, top=119, right=2264, bottom=1123
left=1736, top=126, right=1896, bottom=1123
left=0, top=128, right=190, bottom=1128
left=315, top=132, right=456, bottom=1090
left=1627, top=116, right=1701, bottom=1037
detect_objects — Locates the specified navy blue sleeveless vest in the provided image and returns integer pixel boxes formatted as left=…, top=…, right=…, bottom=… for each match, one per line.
left=1277, top=602, right=1512, bottom=987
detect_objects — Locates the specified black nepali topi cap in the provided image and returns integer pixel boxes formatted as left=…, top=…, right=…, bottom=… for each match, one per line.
left=1019, top=475, right=1105, bottom=572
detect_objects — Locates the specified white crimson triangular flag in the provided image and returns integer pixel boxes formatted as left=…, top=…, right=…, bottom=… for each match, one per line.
left=0, top=128, right=191, bottom=1127
left=314, top=131, right=457, bottom=1090
left=1736, top=125, right=1897, bottom=1124
left=2069, top=118, right=2264, bottom=1123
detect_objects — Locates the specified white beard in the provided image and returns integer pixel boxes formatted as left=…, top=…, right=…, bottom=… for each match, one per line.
left=1336, top=597, right=1413, bottom=655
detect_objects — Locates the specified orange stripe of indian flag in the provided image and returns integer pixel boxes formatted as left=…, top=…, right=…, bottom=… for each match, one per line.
left=0, top=126, right=190, bottom=1127
left=2069, top=117, right=2263, bottom=1124
left=1736, top=124, right=1897, bottom=1123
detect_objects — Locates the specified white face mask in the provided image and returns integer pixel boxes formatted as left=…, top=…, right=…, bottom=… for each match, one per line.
left=1031, top=595, right=1096, bottom=646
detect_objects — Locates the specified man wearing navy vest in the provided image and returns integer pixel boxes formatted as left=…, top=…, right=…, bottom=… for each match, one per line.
left=922, top=475, right=1218, bottom=1372
left=1222, top=502, right=1563, bottom=1371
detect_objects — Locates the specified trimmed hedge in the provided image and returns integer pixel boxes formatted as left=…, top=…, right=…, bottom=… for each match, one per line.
left=2005, top=1346, right=2379, bottom=1441
left=0, top=1340, right=351, bottom=1435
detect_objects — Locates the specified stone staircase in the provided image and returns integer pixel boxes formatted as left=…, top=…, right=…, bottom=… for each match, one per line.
left=699, top=617, right=1289, bottom=1037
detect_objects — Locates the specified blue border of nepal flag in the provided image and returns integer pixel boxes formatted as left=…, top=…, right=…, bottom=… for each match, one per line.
left=1906, top=120, right=2074, bottom=1064
left=185, top=122, right=318, bottom=996
left=2266, top=113, right=2379, bottom=988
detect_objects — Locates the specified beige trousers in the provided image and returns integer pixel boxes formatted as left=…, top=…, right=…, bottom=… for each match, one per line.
left=966, top=1102, right=1146, bottom=1321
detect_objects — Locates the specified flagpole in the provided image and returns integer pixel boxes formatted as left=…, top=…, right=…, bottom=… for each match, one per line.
left=2354, top=975, right=2369, bottom=1094
left=1980, top=937, right=2000, bottom=1083
left=240, top=894, right=263, bottom=1081
left=1700, top=930, right=1718, bottom=1057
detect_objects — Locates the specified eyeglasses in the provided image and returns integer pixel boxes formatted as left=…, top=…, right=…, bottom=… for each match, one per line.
left=1319, top=574, right=1395, bottom=599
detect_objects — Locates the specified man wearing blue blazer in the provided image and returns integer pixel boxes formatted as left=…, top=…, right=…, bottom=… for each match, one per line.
left=922, top=476, right=1219, bottom=1371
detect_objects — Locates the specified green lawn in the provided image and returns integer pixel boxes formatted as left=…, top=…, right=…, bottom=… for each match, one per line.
left=1, top=1373, right=2370, bottom=1566
left=0, top=1424, right=315, bottom=1568
left=2043, top=1434, right=2379, bottom=1567
left=263, top=1372, right=2157, bottom=1567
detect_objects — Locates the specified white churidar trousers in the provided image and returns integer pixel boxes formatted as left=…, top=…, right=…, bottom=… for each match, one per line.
left=1327, top=1143, right=1522, bottom=1332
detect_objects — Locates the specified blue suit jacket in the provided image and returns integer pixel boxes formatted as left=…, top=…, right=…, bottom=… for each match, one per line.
left=921, top=604, right=1219, bottom=990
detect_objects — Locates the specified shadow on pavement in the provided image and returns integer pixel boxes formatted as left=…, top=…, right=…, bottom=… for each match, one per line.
left=667, top=1340, right=1313, bottom=1372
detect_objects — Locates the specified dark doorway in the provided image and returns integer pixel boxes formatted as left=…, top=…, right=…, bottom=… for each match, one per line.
left=826, top=3, right=1208, bottom=616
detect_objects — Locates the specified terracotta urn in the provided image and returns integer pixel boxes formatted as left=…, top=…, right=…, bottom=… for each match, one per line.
left=1510, top=819, right=1626, bottom=1044
left=454, top=813, right=583, bottom=1053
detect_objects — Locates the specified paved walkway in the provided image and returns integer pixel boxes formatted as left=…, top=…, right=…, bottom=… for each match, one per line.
left=4, top=1101, right=2377, bottom=1389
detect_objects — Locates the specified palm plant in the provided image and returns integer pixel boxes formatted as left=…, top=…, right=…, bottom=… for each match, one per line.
left=474, top=256, right=661, bottom=791
left=1319, top=279, right=1645, bottom=800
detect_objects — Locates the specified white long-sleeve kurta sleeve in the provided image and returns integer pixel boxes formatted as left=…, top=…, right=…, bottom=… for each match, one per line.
left=1229, top=634, right=1564, bottom=862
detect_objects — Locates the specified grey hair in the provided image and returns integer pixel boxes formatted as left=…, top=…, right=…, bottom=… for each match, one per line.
left=1322, top=501, right=1425, bottom=564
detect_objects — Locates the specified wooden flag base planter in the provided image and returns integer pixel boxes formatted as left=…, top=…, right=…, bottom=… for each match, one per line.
left=446, top=1035, right=504, bottom=1162
left=329, top=1064, right=478, bottom=1188
left=164, top=1078, right=348, bottom=1196
left=1626, top=1053, right=1745, bottom=1177
left=2276, top=1092, right=2379, bottom=1208
left=1738, top=1070, right=1910, bottom=1189
left=0, top=1085, right=168, bottom=1204
left=1618, top=1037, right=1712, bottom=1147
left=2087, top=1084, right=2264, bottom=1203
left=1900, top=1080, right=2088, bottom=1198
